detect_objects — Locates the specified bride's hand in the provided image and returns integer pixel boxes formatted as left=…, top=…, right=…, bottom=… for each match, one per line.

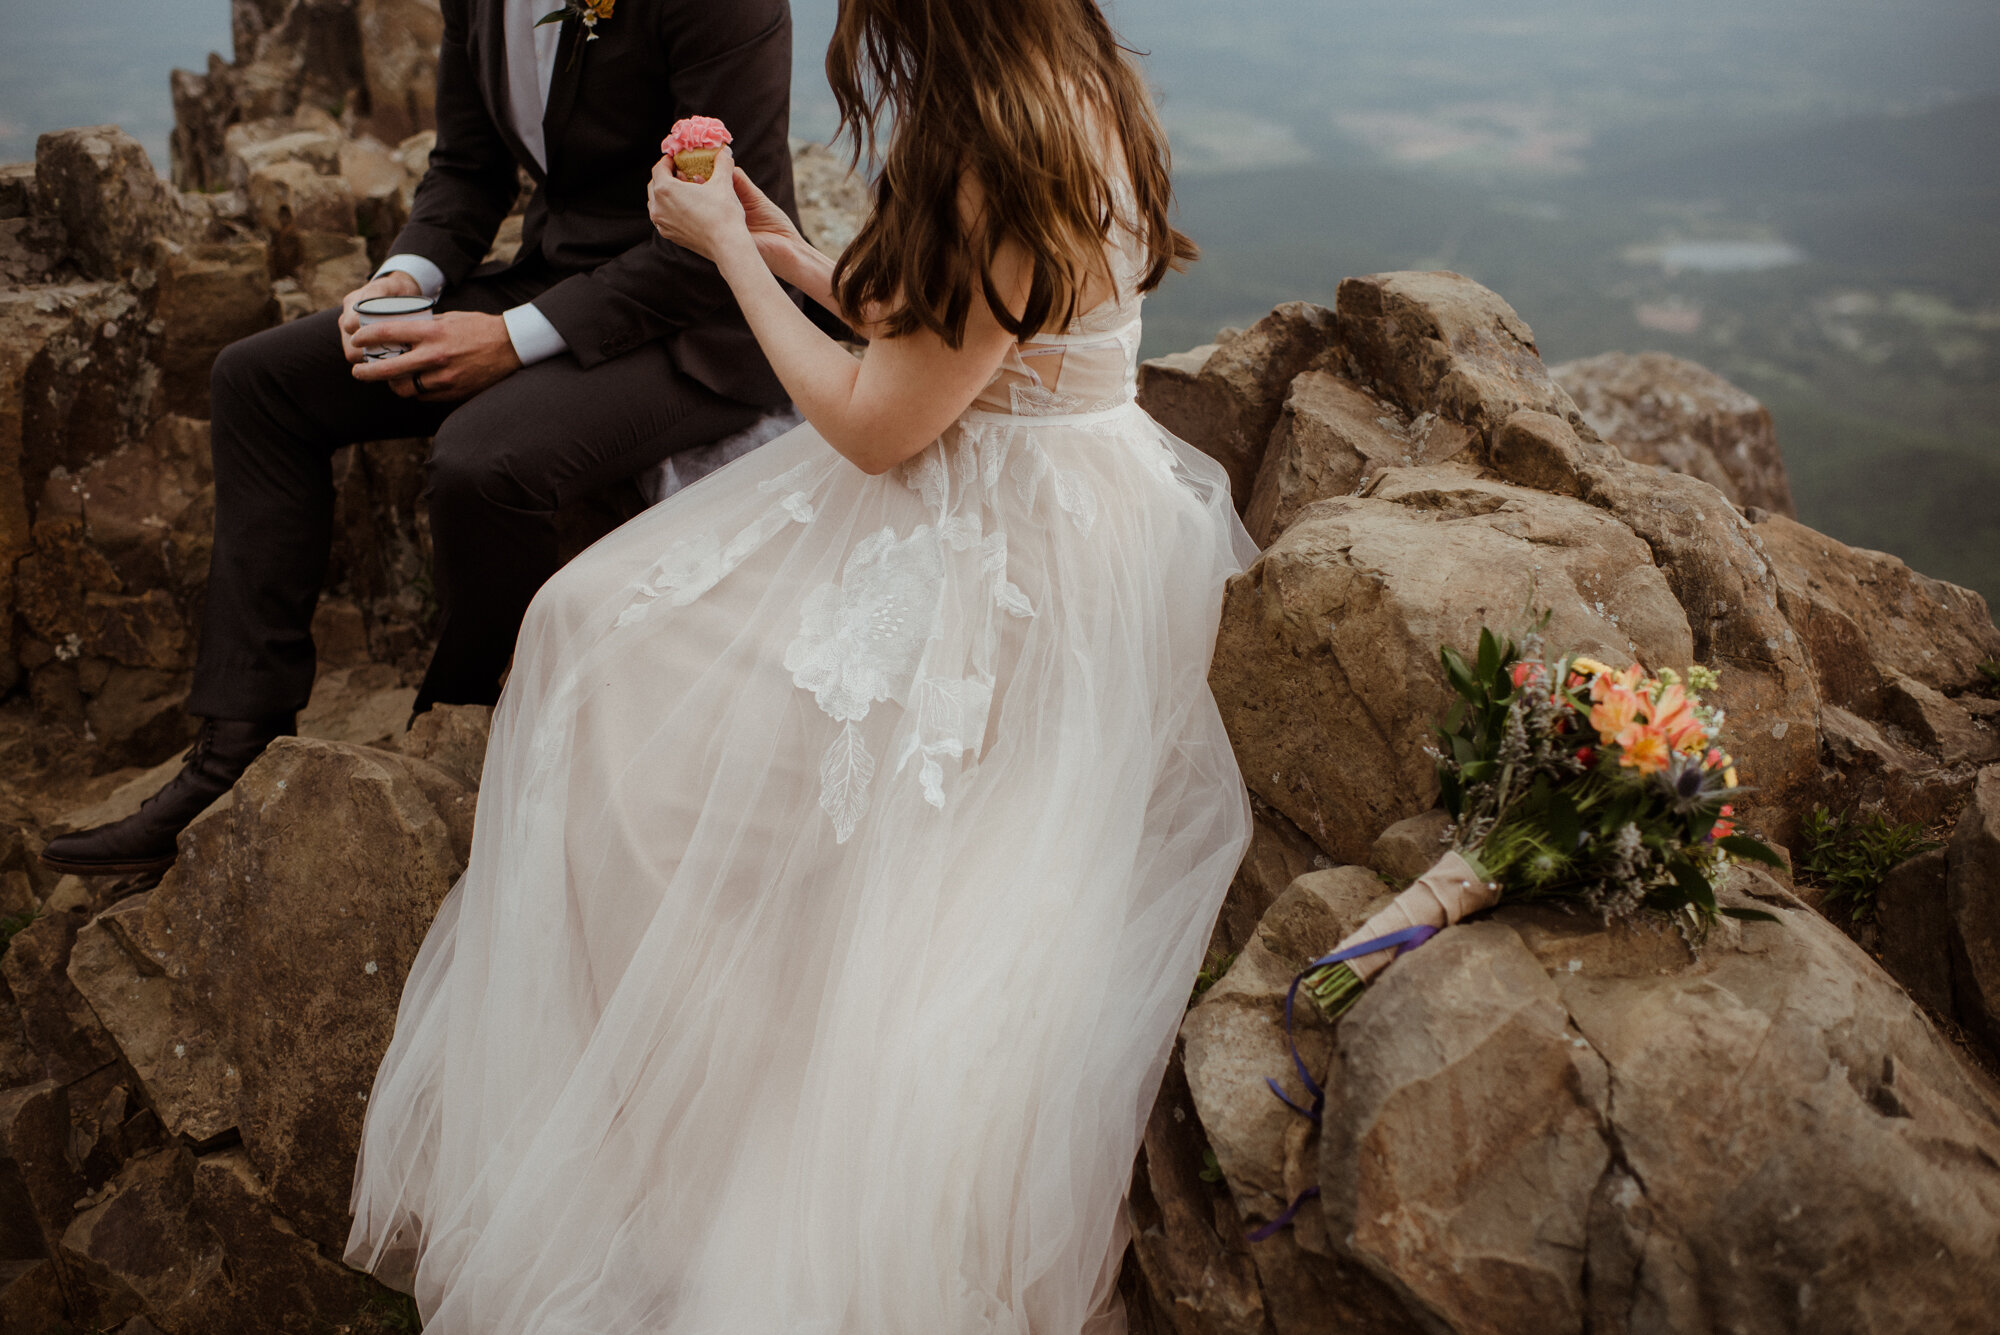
left=733, top=167, right=807, bottom=270
left=647, top=146, right=749, bottom=262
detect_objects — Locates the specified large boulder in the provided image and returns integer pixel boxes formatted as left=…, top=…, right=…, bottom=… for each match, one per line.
left=1335, top=271, right=1587, bottom=448
left=1137, top=302, right=1339, bottom=507
left=1209, top=468, right=1694, bottom=863
left=1156, top=865, right=2000, bottom=1333
left=1241, top=370, right=1472, bottom=548
left=356, top=0, right=444, bottom=145
left=1948, top=767, right=2000, bottom=1056
left=1568, top=456, right=1824, bottom=843
left=1757, top=513, right=2000, bottom=824
left=148, top=236, right=279, bottom=416
left=1755, top=512, right=2000, bottom=703
left=32, top=127, right=185, bottom=282
left=55, top=1141, right=381, bottom=1334
left=1555, top=350, right=1796, bottom=517
left=67, top=732, right=474, bottom=1251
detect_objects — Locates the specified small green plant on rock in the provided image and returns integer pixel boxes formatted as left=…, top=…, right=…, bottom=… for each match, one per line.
left=1977, top=659, right=2000, bottom=695
left=1188, top=949, right=1236, bottom=1007
left=340, top=1291, right=424, bottom=1334
left=1799, top=805, right=1938, bottom=922
left=0, top=907, right=40, bottom=958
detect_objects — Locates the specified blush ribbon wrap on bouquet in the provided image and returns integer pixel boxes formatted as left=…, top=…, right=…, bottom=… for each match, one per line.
left=1334, top=851, right=1496, bottom=982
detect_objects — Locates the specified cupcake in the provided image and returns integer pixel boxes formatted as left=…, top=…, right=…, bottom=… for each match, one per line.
left=662, top=116, right=733, bottom=183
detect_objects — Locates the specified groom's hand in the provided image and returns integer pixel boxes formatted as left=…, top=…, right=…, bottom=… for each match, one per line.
left=351, top=312, right=525, bottom=403
left=338, top=271, right=425, bottom=365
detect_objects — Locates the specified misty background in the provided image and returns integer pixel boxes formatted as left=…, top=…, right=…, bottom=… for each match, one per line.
left=3, top=0, right=1996, bottom=600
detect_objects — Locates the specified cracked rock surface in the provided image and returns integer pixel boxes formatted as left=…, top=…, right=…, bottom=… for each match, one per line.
left=1159, top=866, right=2000, bottom=1335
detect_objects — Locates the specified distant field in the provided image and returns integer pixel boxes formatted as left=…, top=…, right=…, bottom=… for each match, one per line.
left=1147, top=95, right=2000, bottom=603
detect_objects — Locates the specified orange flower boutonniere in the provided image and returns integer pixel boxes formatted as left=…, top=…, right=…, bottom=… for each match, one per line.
left=537, top=0, right=616, bottom=67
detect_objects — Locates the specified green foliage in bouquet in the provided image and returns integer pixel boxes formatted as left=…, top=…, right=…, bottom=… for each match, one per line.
left=1302, top=625, right=1784, bottom=1019
left=1436, top=626, right=1783, bottom=929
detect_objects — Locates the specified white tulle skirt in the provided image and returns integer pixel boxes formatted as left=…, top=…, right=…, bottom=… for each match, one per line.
left=345, top=401, right=1253, bottom=1333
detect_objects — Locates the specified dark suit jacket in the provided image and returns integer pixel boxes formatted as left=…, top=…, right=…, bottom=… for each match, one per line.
left=390, top=0, right=798, bottom=407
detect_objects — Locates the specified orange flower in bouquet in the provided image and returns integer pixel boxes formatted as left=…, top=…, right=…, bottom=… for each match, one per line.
left=1294, top=624, right=1783, bottom=1021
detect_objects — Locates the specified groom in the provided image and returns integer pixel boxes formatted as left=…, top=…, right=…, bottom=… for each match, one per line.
left=44, top=0, right=802, bottom=876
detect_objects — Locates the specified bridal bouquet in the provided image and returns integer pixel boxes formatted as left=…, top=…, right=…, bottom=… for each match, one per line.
left=1300, top=626, right=1783, bottom=1019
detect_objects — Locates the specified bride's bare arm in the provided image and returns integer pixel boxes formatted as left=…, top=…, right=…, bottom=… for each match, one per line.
left=725, top=170, right=890, bottom=339
left=649, top=149, right=1026, bottom=476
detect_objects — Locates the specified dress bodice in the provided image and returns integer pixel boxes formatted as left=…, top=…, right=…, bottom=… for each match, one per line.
left=965, top=196, right=1147, bottom=422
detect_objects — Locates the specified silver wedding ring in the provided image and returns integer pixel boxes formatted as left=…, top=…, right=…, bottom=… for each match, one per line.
left=412, top=371, right=428, bottom=395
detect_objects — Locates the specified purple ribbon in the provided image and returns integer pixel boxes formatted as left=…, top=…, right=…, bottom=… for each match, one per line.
left=1247, top=1187, right=1321, bottom=1242
left=1263, top=924, right=1440, bottom=1122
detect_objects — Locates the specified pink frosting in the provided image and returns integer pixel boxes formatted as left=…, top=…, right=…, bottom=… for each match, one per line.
left=661, top=116, right=733, bottom=159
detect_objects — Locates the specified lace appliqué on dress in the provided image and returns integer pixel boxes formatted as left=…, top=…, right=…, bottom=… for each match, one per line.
left=615, top=483, right=823, bottom=630
left=785, top=525, right=947, bottom=842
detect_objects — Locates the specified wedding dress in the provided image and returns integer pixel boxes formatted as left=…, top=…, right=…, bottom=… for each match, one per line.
left=346, top=204, right=1254, bottom=1333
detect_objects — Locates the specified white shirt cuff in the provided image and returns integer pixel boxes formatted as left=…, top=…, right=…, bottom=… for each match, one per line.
left=502, top=302, right=571, bottom=365
left=374, top=253, right=447, bottom=298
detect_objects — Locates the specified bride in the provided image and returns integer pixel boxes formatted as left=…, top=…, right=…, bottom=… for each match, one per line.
left=345, top=0, right=1253, bottom=1328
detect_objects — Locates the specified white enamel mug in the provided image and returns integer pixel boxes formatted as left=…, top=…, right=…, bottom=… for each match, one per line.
left=354, top=294, right=436, bottom=360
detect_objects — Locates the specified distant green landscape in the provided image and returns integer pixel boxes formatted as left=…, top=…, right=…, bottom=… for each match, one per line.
left=1136, top=45, right=2000, bottom=604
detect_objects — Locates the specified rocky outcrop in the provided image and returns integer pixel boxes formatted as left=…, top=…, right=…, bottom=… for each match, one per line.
left=68, top=727, right=477, bottom=1251
left=1137, top=302, right=1342, bottom=507
left=1211, top=469, right=1695, bottom=862
left=7, top=3, right=2000, bottom=1328
left=32, top=127, right=189, bottom=283
left=1144, top=863, right=2000, bottom=1335
left=1171, top=272, right=1826, bottom=850
left=1759, top=514, right=2000, bottom=827
left=0, top=103, right=869, bottom=778
left=1948, top=768, right=2000, bottom=1057
left=0, top=692, right=484, bottom=1332
left=1555, top=350, right=1797, bottom=517
left=1126, top=271, right=2000, bottom=1331
left=169, top=0, right=421, bottom=193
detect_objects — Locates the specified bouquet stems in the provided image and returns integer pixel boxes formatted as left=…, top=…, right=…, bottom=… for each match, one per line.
left=1301, top=851, right=1498, bottom=1017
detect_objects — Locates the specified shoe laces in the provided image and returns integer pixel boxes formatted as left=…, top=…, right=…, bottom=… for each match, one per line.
left=182, top=718, right=218, bottom=770
left=129, top=721, right=219, bottom=816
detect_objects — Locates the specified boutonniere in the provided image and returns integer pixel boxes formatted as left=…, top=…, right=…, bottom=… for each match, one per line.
left=537, top=0, right=615, bottom=67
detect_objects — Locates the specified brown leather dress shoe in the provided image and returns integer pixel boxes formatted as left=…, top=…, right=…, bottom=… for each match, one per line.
left=40, top=715, right=295, bottom=876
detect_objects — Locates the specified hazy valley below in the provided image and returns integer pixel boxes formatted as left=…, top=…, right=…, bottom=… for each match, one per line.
left=4, top=0, right=1996, bottom=599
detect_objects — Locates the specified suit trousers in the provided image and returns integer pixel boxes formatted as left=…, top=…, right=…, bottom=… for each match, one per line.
left=187, top=264, right=765, bottom=721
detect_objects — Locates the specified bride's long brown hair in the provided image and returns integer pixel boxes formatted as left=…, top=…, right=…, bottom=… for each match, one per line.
left=826, top=0, right=1197, bottom=348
